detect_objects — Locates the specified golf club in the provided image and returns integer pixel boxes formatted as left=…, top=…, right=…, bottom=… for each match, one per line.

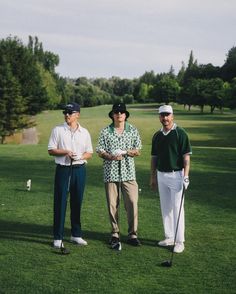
left=67, top=158, right=73, bottom=192
left=56, top=159, right=73, bottom=255
left=161, top=186, right=185, bottom=267
left=111, top=159, right=122, bottom=251
left=60, top=240, right=70, bottom=255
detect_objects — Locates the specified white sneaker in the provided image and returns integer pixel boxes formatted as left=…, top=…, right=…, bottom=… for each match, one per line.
left=173, top=242, right=185, bottom=253
left=158, top=238, right=174, bottom=246
left=53, top=240, right=64, bottom=248
left=70, top=236, right=88, bottom=246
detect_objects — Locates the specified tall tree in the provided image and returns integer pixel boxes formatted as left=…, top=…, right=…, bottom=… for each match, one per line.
left=0, top=60, right=30, bottom=143
left=204, top=78, right=224, bottom=113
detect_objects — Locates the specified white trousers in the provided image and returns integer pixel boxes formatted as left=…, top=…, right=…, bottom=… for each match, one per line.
left=157, top=171, right=185, bottom=243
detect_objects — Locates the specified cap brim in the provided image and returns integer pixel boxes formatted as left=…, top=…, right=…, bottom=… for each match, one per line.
left=109, top=111, right=130, bottom=119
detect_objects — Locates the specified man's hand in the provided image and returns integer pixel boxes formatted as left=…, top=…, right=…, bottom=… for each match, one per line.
left=71, top=153, right=82, bottom=161
left=183, top=176, right=190, bottom=190
left=113, top=149, right=127, bottom=156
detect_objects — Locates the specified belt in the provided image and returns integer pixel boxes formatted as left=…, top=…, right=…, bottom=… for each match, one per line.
left=158, top=169, right=182, bottom=172
left=57, top=163, right=85, bottom=168
left=72, top=163, right=85, bottom=168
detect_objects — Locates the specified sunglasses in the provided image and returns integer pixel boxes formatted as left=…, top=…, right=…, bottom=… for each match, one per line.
left=63, top=110, right=77, bottom=115
left=113, top=110, right=126, bottom=114
left=160, top=112, right=171, bottom=117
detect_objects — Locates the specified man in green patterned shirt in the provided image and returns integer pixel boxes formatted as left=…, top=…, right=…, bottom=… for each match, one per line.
left=96, top=103, right=142, bottom=248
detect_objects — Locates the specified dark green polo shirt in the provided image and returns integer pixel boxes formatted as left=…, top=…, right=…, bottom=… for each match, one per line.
left=151, top=124, right=192, bottom=172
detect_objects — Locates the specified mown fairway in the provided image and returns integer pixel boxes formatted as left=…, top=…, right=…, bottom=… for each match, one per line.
left=0, top=104, right=235, bottom=294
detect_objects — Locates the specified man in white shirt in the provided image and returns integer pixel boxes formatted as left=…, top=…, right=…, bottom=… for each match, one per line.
left=48, top=102, right=93, bottom=249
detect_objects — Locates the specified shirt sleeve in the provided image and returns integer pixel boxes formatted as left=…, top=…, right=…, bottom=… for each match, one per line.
left=133, top=128, right=142, bottom=150
left=48, top=127, right=58, bottom=150
left=151, top=131, right=159, bottom=156
left=84, top=130, right=93, bottom=153
left=96, top=129, right=106, bottom=153
left=179, top=128, right=192, bottom=155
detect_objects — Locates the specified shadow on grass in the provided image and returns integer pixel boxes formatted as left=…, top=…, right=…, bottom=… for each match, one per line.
left=0, top=219, right=161, bottom=249
left=0, top=220, right=111, bottom=245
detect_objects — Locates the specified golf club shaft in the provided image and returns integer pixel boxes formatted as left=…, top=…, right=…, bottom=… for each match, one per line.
left=170, top=186, right=185, bottom=263
left=67, top=158, right=73, bottom=192
left=118, top=160, right=121, bottom=237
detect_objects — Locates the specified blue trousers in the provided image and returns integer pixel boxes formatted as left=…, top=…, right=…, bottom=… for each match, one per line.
left=53, top=164, right=86, bottom=240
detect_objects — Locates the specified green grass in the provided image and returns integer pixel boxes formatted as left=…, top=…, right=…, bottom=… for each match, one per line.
left=0, top=104, right=236, bottom=293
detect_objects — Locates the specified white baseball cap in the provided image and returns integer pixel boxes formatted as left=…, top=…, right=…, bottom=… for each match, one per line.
left=158, top=105, right=173, bottom=114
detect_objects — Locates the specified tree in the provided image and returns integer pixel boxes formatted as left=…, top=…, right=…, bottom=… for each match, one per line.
left=0, top=60, right=31, bottom=143
left=181, top=50, right=199, bottom=86
left=204, top=78, right=224, bottom=113
left=221, top=46, right=236, bottom=81
left=223, top=78, right=236, bottom=109
left=179, top=79, right=207, bottom=112
left=37, top=63, right=61, bottom=109
left=0, top=36, right=48, bottom=114
left=112, top=77, right=134, bottom=97
left=136, top=82, right=149, bottom=102
left=139, top=70, right=156, bottom=85
left=150, top=76, right=180, bottom=104
left=198, top=63, right=221, bottom=79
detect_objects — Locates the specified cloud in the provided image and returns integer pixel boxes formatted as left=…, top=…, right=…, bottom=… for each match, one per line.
left=0, top=0, right=235, bottom=78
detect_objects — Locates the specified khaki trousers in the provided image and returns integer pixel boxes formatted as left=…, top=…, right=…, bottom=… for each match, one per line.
left=105, top=181, right=138, bottom=239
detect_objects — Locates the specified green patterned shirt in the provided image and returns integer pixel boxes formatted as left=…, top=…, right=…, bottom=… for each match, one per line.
left=96, top=122, right=142, bottom=182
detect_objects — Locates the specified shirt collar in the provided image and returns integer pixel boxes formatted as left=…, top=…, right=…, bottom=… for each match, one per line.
left=161, top=123, right=177, bottom=135
left=108, top=121, right=131, bottom=134
left=63, top=122, right=81, bottom=132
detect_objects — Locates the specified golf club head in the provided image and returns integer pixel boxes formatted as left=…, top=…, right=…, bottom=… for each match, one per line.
left=161, top=260, right=172, bottom=267
left=61, top=247, right=70, bottom=255
left=60, top=241, right=70, bottom=255
left=111, top=241, right=122, bottom=251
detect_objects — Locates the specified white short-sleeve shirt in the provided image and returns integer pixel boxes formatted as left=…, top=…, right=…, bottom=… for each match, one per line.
left=48, top=122, right=93, bottom=165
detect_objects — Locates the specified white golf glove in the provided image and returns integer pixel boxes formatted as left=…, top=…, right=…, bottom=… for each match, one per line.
left=113, top=149, right=127, bottom=156
left=72, top=153, right=82, bottom=161
left=183, top=176, right=190, bottom=190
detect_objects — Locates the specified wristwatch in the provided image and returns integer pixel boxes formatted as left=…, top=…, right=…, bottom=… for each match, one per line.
left=184, top=177, right=189, bottom=183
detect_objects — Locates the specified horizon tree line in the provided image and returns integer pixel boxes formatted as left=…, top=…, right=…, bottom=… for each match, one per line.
left=0, top=35, right=236, bottom=143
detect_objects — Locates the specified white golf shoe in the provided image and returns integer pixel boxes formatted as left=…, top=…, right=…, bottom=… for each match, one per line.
left=173, top=242, right=185, bottom=253
left=70, top=236, right=88, bottom=246
left=53, top=240, right=64, bottom=248
left=158, top=238, right=174, bottom=247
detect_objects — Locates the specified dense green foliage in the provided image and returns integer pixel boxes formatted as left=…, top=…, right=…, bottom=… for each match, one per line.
left=0, top=36, right=63, bottom=143
left=0, top=105, right=235, bottom=293
left=63, top=49, right=236, bottom=113
left=0, top=35, right=236, bottom=143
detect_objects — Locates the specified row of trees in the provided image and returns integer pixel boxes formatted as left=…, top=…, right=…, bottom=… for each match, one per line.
left=0, top=35, right=236, bottom=143
left=65, top=48, right=236, bottom=113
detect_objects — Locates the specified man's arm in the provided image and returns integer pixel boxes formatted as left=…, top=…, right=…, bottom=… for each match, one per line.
left=150, top=155, right=157, bottom=191
left=183, top=153, right=190, bottom=190
left=98, top=151, right=122, bottom=161
left=183, top=154, right=190, bottom=177
left=48, top=149, right=73, bottom=157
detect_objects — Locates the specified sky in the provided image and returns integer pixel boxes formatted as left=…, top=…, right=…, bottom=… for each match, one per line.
left=0, top=0, right=235, bottom=79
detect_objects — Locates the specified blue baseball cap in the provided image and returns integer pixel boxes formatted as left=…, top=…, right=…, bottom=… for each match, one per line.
left=64, top=102, right=80, bottom=113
